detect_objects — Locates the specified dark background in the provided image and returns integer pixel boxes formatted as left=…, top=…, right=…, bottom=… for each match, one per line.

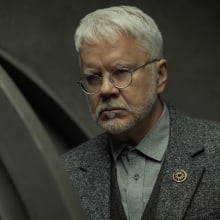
left=0, top=0, right=220, bottom=149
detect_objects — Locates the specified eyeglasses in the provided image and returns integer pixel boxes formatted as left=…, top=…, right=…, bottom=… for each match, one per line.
left=77, top=58, right=159, bottom=95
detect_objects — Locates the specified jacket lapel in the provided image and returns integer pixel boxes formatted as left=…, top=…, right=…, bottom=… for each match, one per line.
left=156, top=144, right=205, bottom=219
left=76, top=133, right=112, bottom=220
left=154, top=106, right=206, bottom=219
left=72, top=106, right=209, bottom=219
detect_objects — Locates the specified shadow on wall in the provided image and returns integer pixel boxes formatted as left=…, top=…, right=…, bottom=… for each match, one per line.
left=0, top=61, right=86, bottom=219
left=0, top=49, right=88, bottom=154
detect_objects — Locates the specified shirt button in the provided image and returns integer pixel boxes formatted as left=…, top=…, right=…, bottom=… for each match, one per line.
left=133, top=173, right=140, bottom=181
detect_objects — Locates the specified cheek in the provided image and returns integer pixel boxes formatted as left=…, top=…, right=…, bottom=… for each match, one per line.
left=120, top=87, right=144, bottom=110
left=87, top=96, right=98, bottom=113
left=123, top=75, right=157, bottom=106
left=127, top=76, right=153, bottom=96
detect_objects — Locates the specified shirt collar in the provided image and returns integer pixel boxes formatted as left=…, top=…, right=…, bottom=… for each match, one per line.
left=110, top=137, right=125, bottom=163
left=136, top=103, right=169, bottom=162
left=110, top=102, right=170, bottom=163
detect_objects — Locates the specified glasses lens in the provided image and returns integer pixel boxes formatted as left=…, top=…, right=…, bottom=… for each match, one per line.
left=111, top=69, right=132, bottom=88
left=80, top=75, right=101, bottom=94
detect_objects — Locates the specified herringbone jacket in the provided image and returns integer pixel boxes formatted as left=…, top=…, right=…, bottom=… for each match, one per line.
left=62, top=105, right=220, bottom=219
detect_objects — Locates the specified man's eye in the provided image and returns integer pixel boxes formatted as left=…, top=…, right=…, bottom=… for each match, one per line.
left=113, top=69, right=130, bottom=75
left=112, top=69, right=130, bottom=79
left=86, top=75, right=100, bottom=85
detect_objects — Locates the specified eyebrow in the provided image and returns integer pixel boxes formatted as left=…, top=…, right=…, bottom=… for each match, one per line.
left=82, top=62, right=135, bottom=75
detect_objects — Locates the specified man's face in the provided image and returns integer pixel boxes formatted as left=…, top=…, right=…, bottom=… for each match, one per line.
left=79, top=34, right=167, bottom=135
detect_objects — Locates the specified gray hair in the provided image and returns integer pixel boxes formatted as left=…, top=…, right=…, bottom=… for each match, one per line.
left=74, top=5, right=163, bottom=59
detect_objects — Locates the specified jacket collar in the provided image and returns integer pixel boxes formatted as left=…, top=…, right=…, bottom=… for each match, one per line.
left=77, top=105, right=209, bottom=219
left=153, top=104, right=206, bottom=219
left=76, top=133, right=112, bottom=220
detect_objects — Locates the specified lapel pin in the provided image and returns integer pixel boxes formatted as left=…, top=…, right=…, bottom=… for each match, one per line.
left=172, top=169, right=187, bottom=183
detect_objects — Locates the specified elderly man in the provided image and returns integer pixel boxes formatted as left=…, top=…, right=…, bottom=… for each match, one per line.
left=62, top=5, right=220, bottom=220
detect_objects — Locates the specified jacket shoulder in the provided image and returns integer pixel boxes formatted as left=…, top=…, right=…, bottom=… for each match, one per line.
left=169, top=104, right=220, bottom=139
left=61, top=132, right=109, bottom=171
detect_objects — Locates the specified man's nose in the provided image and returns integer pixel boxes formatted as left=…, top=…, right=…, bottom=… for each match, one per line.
left=99, top=75, right=119, bottom=97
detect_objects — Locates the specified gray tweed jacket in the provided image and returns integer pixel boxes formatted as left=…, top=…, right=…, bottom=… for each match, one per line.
left=62, top=105, right=220, bottom=220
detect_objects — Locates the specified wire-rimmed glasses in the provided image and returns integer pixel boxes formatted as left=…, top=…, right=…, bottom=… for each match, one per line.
left=77, top=58, right=159, bottom=95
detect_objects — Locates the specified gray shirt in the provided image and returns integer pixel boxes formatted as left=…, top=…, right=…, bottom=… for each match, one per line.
left=111, top=103, right=170, bottom=220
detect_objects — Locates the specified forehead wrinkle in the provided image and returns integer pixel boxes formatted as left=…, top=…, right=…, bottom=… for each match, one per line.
left=80, top=35, right=149, bottom=73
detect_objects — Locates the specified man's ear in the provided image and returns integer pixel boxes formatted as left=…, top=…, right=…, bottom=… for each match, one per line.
left=156, top=59, right=168, bottom=94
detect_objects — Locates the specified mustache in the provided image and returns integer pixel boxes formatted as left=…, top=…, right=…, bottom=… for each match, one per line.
left=94, top=100, right=129, bottom=118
